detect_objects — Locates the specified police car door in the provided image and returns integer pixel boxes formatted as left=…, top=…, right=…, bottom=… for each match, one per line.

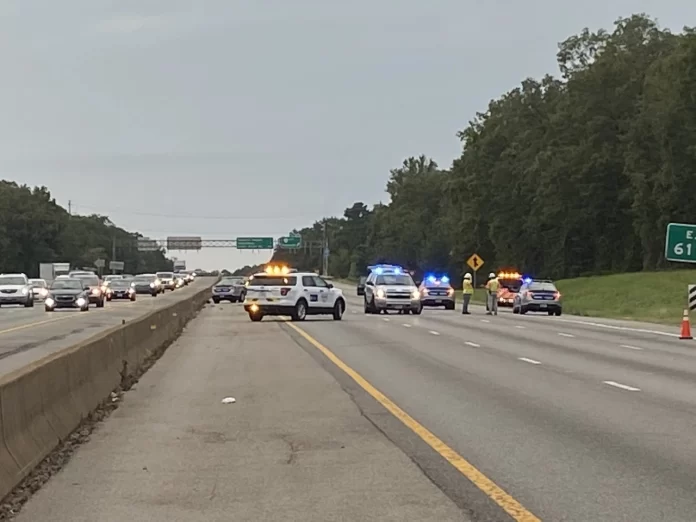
left=302, top=276, right=321, bottom=308
left=312, top=276, right=336, bottom=308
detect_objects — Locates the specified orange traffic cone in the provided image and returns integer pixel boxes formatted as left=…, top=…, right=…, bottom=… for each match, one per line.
left=680, top=309, right=693, bottom=340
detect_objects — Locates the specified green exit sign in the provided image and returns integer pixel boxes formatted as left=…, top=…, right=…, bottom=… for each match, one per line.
left=665, top=223, right=696, bottom=262
left=236, top=237, right=274, bottom=250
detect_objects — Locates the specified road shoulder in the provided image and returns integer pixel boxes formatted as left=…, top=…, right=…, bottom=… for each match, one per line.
left=14, top=304, right=468, bottom=522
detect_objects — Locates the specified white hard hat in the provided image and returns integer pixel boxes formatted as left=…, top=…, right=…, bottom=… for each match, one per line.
left=489, top=272, right=496, bottom=278
left=464, top=273, right=472, bottom=280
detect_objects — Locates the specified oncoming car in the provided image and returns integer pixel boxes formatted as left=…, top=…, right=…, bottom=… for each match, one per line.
left=106, top=279, right=137, bottom=301
left=156, top=272, right=176, bottom=291
left=29, top=278, right=49, bottom=301
left=45, top=278, right=90, bottom=312
left=243, top=266, right=345, bottom=322
left=419, top=274, right=455, bottom=309
left=363, top=264, right=422, bottom=315
left=512, top=278, right=562, bottom=316
left=131, top=274, right=160, bottom=296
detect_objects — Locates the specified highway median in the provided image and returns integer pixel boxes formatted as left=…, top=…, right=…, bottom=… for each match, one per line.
left=0, top=278, right=216, bottom=508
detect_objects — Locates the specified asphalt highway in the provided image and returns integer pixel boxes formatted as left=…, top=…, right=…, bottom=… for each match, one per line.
left=13, top=282, right=696, bottom=521
left=283, top=284, right=696, bottom=521
left=0, top=279, right=209, bottom=377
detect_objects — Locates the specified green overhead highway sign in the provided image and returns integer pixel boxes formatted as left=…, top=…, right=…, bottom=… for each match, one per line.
left=236, top=237, right=274, bottom=250
left=278, top=236, right=302, bottom=248
left=665, top=223, right=696, bottom=263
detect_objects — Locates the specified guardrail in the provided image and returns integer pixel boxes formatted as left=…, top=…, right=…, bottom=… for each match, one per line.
left=0, top=279, right=216, bottom=501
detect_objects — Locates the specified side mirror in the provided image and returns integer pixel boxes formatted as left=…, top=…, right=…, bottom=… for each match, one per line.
left=327, top=283, right=334, bottom=289
left=366, top=281, right=374, bottom=286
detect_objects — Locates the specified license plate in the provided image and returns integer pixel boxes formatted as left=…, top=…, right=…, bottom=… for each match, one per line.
left=540, top=304, right=547, bottom=309
left=435, top=299, right=442, bottom=303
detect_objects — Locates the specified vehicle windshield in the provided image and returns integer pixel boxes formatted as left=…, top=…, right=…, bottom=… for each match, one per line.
left=51, top=279, right=83, bottom=290
left=376, top=274, right=413, bottom=286
left=110, top=280, right=130, bottom=288
left=0, top=276, right=27, bottom=285
left=500, top=280, right=522, bottom=292
left=219, top=278, right=243, bottom=285
left=79, top=277, right=99, bottom=286
left=70, top=272, right=94, bottom=277
left=529, top=282, right=557, bottom=292
left=247, top=275, right=297, bottom=286
left=134, top=276, right=155, bottom=282
left=104, top=275, right=122, bottom=280
left=157, top=272, right=173, bottom=278
left=29, top=280, right=47, bottom=287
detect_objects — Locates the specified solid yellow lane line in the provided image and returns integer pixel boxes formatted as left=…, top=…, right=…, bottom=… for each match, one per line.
left=0, top=314, right=78, bottom=336
left=285, top=322, right=541, bottom=522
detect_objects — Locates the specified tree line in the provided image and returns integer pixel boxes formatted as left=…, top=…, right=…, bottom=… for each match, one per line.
left=0, top=181, right=173, bottom=276
left=268, top=14, right=696, bottom=283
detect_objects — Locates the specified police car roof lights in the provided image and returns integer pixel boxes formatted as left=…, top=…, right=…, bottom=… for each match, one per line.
left=264, top=265, right=292, bottom=275
left=368, top=264, right=404, bottom=275
left=425, top=274, right=450, bottom=285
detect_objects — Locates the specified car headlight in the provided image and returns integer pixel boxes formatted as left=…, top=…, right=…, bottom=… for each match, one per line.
left=39, top=288, right=48, bottom=296
left=376, top=288, right=386, bottom=299
left=45, top=297, right=55, bottom=306
left=411, top=289, right=421, bottom=299
left=21, top=287, right=28, bottom=295
left=92, top=288, right=101, bottom=296
left=131, top=282, right=136, bottom=287
left=76, top=297, right=86, bottom=306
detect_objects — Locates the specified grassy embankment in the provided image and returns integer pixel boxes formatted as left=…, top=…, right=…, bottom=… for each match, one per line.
left=336, top=270, right=696, bottom=325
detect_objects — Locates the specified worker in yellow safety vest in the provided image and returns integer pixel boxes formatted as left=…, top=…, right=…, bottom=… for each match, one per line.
left=485, top=272, right=500, bottom=315
left=461, top=273, right=474, bottom=314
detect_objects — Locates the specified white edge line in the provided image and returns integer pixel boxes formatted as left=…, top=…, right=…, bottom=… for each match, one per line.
left=465, top=341, right=480, bottom=347
left=515, top=325, right=525, bottom=329
left=620, top=344, right=643, bottom=351
left=557, top=332, right=575, bottom=338
left=383, top=318, right=390, bottom=322
left=480, top=319, right=490, bottom=323
left=402, top=323, right=412, bottom=328
left=518, top=357, right=541, bottom=365
left=429, top=330, right=440, bottom=336
left=603, top=381, right=641, bottom=392
left=554, top=318, right=679, bottom=338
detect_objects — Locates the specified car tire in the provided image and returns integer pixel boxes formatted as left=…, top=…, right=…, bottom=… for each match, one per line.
left=130, top=296, right=136, bottom=302
left=520, top=306, right=528, bottom=315
left=332, top=299, right=345, bottom=320
left=292, top=299, right=307, bottom=321
left=213, top=298, right=220, bottom=304
left=106, top=296, right=112, bottom=302
left=548, top=311, right=554, bottom=316
left=25, top=298, right=34, bottom=308
left=97, top=299, right=105, bottom=308
left=512, top=305, right=519, bottom=314
left=411, top=305, right=422, bottom=315
left=45, top=306, right=53, bottom=312
left=555, top=310, right=562, bottom=316
left=81, top=306, right=89, bottom=312
left=446, top=303, right=455, bottom=310
left=249, top=312, right=263, bottom=322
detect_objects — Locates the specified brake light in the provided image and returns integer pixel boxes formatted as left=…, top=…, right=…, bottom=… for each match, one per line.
left=280, top=287, right=291, bottom=296
left=527, top=291, right=534, bottom=298
left=554, top=291, right=561, bottom=300
left=447, top=288, right=454, bottom=296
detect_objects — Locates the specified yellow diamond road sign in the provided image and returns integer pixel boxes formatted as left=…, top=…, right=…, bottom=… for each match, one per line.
left=467, top=253, right=484, bottom=272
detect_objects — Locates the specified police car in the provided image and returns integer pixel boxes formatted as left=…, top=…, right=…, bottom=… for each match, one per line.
left=243, top=265, right=346, bottom=322
left=419, top=274, right=455, bottom=309
left=363, top=264, right=422, bottom=314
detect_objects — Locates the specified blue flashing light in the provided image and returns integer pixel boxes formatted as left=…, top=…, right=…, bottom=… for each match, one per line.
left=394, top=267, right=401, bottom=274
left=441, top=276, right=450, bottom=284
left=375, top=267, right=384, bottom=275
left=427, top=275, right=436, bottom=283
left=368, top=264, right=405, bottom=275
left=523, top=277, right=533, bottom=284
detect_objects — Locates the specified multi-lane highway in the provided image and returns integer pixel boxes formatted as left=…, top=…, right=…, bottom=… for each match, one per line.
left=0, top=279, right=208, bottom=377
left=12, top=280, right=696, bottom=521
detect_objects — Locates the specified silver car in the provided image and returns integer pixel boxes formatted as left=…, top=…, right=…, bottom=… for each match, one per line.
left=419, top=275, right=455, bottom=310
left=512, top=279, right=562, bottom=316
left=212, top=276, right=246, bottom=303
left=0, top=273, right=34, bottom=307
left=363, top=267, right=422, bottom=315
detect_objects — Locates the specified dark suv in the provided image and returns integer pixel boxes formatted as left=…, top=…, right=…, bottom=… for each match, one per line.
left=512, top=279, right=562, bottom=316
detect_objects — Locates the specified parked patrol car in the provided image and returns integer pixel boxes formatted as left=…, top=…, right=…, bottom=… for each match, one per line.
left=243, top=265, right=346, bottom=322
left=363, top=264, right=422, bottom=315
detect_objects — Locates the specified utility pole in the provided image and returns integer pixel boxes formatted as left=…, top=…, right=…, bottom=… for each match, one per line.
left=322, top=221, right=329, bottom=277
left=111, top=236, right=117, bottom=274
left=68, top=200, right=72, bottom=215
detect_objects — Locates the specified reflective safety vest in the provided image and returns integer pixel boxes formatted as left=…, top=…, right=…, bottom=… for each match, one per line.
left=462, top=280, right=474, bottom=294
left=486, top=278, right=500, bottom=293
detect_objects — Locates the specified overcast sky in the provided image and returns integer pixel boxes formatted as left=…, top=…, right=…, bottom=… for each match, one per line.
left=1, top=1, right=694, bottom=270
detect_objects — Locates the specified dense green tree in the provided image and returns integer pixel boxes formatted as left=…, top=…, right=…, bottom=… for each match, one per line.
left=0, top=181, right=172, bottom=276
left=267, top=15, right=696, bottom=283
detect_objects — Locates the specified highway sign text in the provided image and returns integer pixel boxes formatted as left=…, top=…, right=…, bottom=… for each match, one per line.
left=236, top=237, right=274, bottom=250
left=665, top=223, right=696, bottom=263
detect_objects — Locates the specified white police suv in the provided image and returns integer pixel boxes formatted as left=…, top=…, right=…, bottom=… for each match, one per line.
left=243, top=265, right=346, bottom=322
left=363, top=264, right=422, bottom=315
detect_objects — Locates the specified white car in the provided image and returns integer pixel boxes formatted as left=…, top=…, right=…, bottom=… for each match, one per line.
left=0, top=273, right=35, bottom=307
left=29, top=278, right=49, bottom=301
left=243, top=267, right=346, bottom=322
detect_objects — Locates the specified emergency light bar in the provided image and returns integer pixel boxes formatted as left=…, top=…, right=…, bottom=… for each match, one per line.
left=497, top=271, right=522, bottom=280
left=368, top=264, right=404, bottom=275
left=425, top=274, right=451, bottom=284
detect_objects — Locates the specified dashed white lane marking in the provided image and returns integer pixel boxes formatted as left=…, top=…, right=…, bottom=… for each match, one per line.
left=620, top=344, right=643, bottom=351
left=465, top=341, right=480, bottom=347
left=429, top=330, right=440, bottom=336
left=402, top=323, right=412, bottom=328
left=383, top=318, right=390, bottom=322
left=553, top=318, right=679, bottom=338
left=480, top=319, right=490, bottom=323
left=603, top=381, right=641, bottom=392
left=557, top=332, right=575, bottom=338
left=515, top=325, right=525, bottom=329
left=518, top=357, right=541, bottom=365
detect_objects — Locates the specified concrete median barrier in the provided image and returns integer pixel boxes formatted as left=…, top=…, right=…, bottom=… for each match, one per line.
left=0, top=280, right=215, bottom=502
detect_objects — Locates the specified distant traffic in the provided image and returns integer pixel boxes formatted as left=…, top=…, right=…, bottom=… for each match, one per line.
left=0, top=267, right=197, bottom=312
